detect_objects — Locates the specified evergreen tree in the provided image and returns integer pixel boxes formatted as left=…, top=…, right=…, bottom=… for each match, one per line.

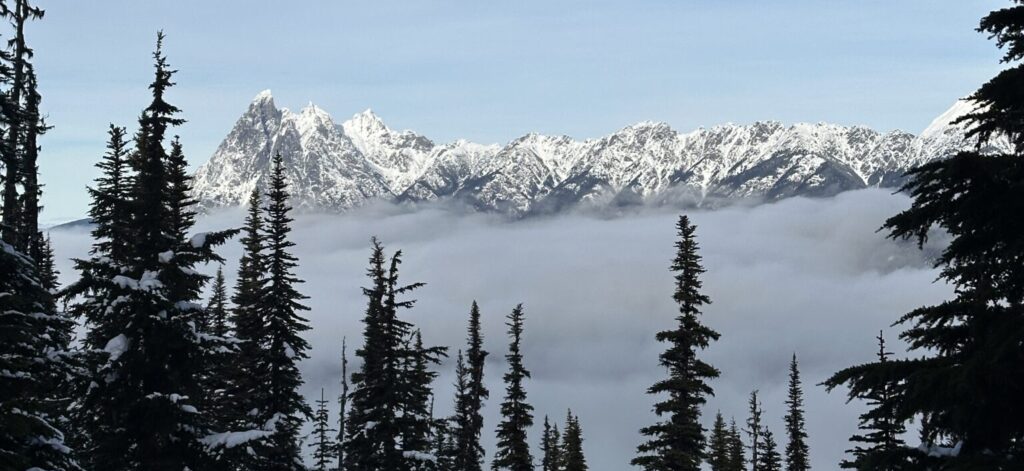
left=67, top=32, right=236, bottom=471
left=399, top=330, right=446, bottom=470
left=726, top=419, right=746, bottom=471
left=832, top=332, right=909, bottom=470
left=708, top=412, right=731, bottom=471
left=758, top=429, right=782, bottom=471
left=454, top=300, right=489, bottom=471
left=205, top=266, right=229, bottom=336
left=784, top=354, right=810, bottom=471
left=633, top=215, right=720, bottom=471
left=491, top=304, right=534, bottom=471
left=561, top=410, right=587, bottom=471
left=251, top=152, right=313, bottom=470
left=16, top=65, right=48, bottom=256
left=337, top=336, right=349, bottom=470
left=344, top=238, right=430, bottom=470
left=453, top=350, right=479, bottom=471
left=826, top=2, right=1024, bottom=467
left=310, top=388, right=339, bottom=471
left=746, top=391, right=763, bottom=471
left=540, top=416, right=561, bottom=471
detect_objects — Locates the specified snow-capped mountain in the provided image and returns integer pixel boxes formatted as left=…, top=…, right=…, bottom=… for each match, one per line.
left=191, top=91, right=1009, bottom=216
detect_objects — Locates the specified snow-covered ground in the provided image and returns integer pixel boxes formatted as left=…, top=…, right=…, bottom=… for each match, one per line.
left=49, top=188, right=950, bottom=470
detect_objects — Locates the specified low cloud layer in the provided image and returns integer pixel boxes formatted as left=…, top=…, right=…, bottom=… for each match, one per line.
left=50, top=188, right=951, bottom=470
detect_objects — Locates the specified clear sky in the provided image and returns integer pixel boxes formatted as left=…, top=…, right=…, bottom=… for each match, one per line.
left=31, top=0, right=1005, bottom=222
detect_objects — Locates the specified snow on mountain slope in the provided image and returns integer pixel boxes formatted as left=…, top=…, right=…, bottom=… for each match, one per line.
left=191, top=93, right=1012, bottom=216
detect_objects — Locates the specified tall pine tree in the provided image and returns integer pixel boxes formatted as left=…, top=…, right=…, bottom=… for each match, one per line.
left=337, top=336, right=349, bottom=470
left=561, top=410, right=587, bottom=471
left=746, top=391, right=763, bottom=471
left=310, top=388, right=339, bottom=471
left=491, top=304, right=534, bottom=471
left=827, top=2, right=1024, bottom=467
left=633, top=215, right=720, bottom=471
left=708, top=412, right=731, bottom=471
left=784, top=354, right=810, bottom=471
left=452, top=301, right=489, bottom=471
left=540, top=416, right=562, bottom=471
left=758, top=429, right=782, bottom=471
left=726, top=419, right=746, bottom=471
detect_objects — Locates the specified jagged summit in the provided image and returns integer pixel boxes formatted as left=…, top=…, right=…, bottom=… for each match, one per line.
left=191, top=94, right=1011, bottom=216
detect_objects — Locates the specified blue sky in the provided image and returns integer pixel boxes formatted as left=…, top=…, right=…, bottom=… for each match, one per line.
left=33, top=0, right=1004, bottom=222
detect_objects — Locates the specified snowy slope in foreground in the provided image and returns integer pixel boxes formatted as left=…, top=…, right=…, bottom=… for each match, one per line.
left=192, top=92, right=1011, bottom=216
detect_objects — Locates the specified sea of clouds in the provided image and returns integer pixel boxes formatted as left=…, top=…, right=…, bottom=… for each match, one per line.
left=49, top=188, right=952, bottom=470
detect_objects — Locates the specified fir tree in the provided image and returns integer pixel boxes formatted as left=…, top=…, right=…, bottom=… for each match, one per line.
left=708, top=412, right=731, bottom=471
left=454, top=301, right=489, bottom=471
left=633, top=215, right=720, bottom=471
left=784, top=354, right=810, bottom=471
left=252, top=152, right=313, bottom=470
left=453, top=350, right=480, bottom=471
left=832, top=332, right=909, bottom=470
left=205, top=266, right=229, bottom=336
left=491, top=304, right=534, bottom=471
left=310, top=388, right=339, bottom=471
left=337, top=336, right=349, bottom=470
left=746, top=391, right=763, bottom=471
left=726, top=419, right=746, bottom=471
left=16, top=65, right=48, bottom=256
left=68, top=32, right=236, bottom=471
left=399, top=330, right=446, bottom=470
left=540, top=416, right=561, bottom=471
left=344, top=238, right=430, bottom=470
left=561, top=410, right=587, bottom=471
left=827, top=2, right=1024, bottom=467
left=758, top=429, right=782, bottom=471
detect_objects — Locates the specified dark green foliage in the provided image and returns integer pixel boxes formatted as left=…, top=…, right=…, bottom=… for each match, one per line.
left=310, top=389, right=339, bottom=471
left=726, top=419, right=746, bottom=471
left=633, top=215, right=720, bottom=471
left=707, top=412, right=730, bottom=471
left=205, top=266, right=229, bottom=336
left=826, top=4, right=1024, bottom=468
left=452, top=301, right=489, bottom=471
left=251, top=152, right=313, bottom=470
left=491, top=304, right=534, bottom=471
left=757, top=429, right=782, bottom=471
left=344, top=238, right=441, bottom=470
left=540, top=416, right=562, bottom=471
left=746, top=391, right=763, bottom=471
left=561, top=410, right=587, bottom=471
left=834, top=333, right=911, bottom=470
left=337, top=337, right=349, bottom=470
left=784, top=354, right=810, bottom=471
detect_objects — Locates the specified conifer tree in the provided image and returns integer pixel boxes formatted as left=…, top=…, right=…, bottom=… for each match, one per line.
left=726, top=419, right=746, bottom=471
left=708, top=412, right=731, bottom=471
left=633, top=215, right=720, bottom=471
left=399, top=330, right=446, bottom=470
left=206, top=266, right=229, bottom=336
left=833, top=332, right=909, bottom=470
left=540, top=416, right=562, bottom=471
left=67, top=32, right=236, bottom=471
left=561, top=410, right=587, bottom=471
left=310, top=388, right=339, bottom=471
left=758, top=429, right=782, bottom=471
left=453, top=350, right=479, bottom=471
left=251, top=152, right=313, bottom=470
left=746, top=391, right=763, bottom=471
left=344, top=238, right=430, bottom=470
left=826, top=2, right=1024, bottom=467
left=784, top=354, right=810, bottom=471
left=337, top=336, right=349, bottom=470
left=492, top=304, right=534, bottom=471
left=455, top=300, right=490, bottom=471
left=16, top=65, right=48, bottom=256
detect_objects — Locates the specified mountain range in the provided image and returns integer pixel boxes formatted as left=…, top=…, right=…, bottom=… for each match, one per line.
left=191, top=91, right=1010, bottom=216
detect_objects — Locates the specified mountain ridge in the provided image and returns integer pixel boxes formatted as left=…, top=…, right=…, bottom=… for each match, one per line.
left=191, top=91, right=1010, bottom=216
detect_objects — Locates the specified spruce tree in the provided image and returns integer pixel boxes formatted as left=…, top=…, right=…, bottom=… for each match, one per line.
left=758, top=429, right=782, bottom=471
left=633, top=215, right=720, bottom=471
left=68, top=32, right=236, bottom=471
left=832, top=332, right=909, bottom=470
left=344, top=238, right=430, bottom=470
left=746, top=391, right=763, bottom=471
left=206, top=266, right=229, bottom=336
left=310, top=388, right=339, bottom=471
left=399, top=330, right=446, bottom=470
left=540, top=416, right=561, bottom=471
left=826, top=2, right=1024, bottom=467
left=457, top=300, right=490, bottom=471
left=253, top=152, right=313, bottom=470
left=337, top=336, right=349, bottom=470
left=453, top=350, right=479, bottom=471
left=561, top=410, right=587, bottom=471
left=491, top=304, right=534, bottom=471
left=708, top=412, right=731, bottom=471
left=784, top=354, right=810, bottom=471
left=726, top=419, right=746, bottom=471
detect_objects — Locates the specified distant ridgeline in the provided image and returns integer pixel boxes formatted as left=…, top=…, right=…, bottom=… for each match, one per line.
left=191, top=93, right=1009, bottom=217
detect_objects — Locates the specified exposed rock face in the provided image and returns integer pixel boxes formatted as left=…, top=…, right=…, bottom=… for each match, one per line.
left=192, top=92, right=1009, bottom=216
